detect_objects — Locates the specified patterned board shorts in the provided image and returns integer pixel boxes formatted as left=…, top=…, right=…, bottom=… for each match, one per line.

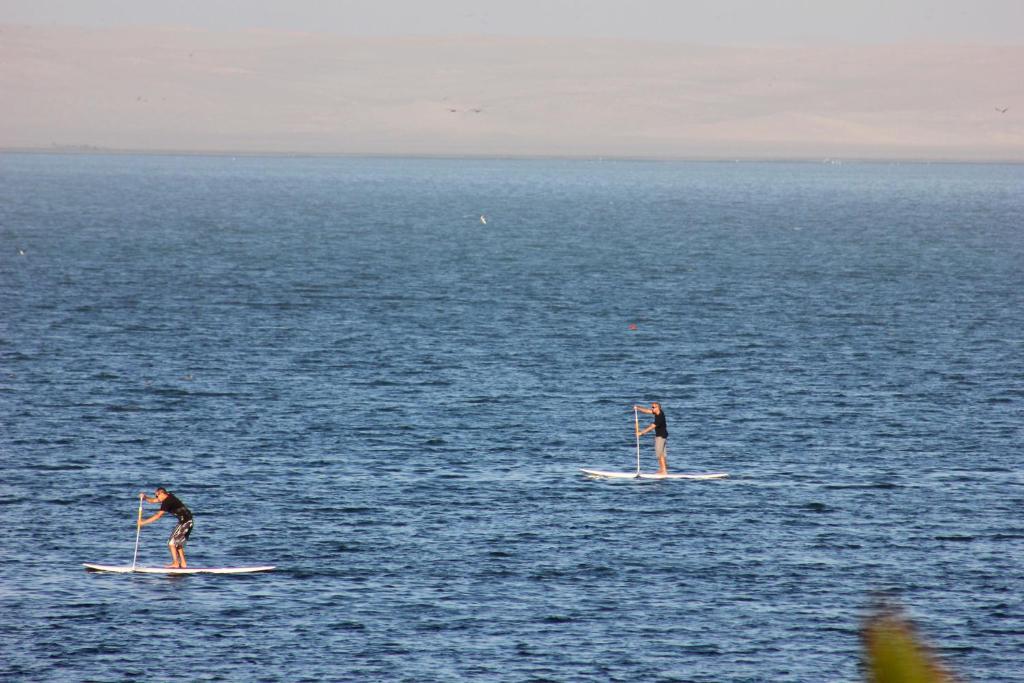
left=169, top=519, right=194, bottom=549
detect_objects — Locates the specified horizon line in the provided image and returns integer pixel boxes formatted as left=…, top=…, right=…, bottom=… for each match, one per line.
left=4, top=145, right=1023, bottom=166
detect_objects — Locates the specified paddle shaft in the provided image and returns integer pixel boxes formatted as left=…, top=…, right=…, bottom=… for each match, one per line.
left=131, top=496, right=143, bottom=569
left=634, top=407, right=641, bottom=475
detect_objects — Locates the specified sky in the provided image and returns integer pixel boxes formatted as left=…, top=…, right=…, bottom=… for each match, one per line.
left=4, top=0, right=1024, bottom=44
left=1, top=1, right=1021, bottom=159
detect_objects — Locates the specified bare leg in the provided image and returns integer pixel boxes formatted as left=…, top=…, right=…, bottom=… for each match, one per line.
left=178, top=547, right=187, bottom=568
left=655, top=437, right=669, bottom=475
left=167, top=543, right=181, bottom=568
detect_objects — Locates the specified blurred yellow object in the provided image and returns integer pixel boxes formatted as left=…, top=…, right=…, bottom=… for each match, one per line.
left=862, top=603, right=956, bottom=683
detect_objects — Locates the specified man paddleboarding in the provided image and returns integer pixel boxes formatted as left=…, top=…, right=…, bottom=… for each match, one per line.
left=139, top=488, right=194, bottom=568
left=635, top=402, right=669, bottom=475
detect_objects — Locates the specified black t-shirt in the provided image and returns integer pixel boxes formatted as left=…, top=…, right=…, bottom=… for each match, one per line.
left=160, top=493, right=192, bottom=522
left=653, top=409, right=668, bottom=438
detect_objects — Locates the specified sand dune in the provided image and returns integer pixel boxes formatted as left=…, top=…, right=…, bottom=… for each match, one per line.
left=1, top=25, right=1020, bottom=159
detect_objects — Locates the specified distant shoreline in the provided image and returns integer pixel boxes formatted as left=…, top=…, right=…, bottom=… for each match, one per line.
left=3, top=146, right=1022, bottom=165
left=5, top=27, right=1019, bottom=164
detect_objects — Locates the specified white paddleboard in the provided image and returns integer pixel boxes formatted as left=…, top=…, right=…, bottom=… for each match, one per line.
left=84, top=563, right=275, bottom=575
left=581, top=468, right=728, bottom=480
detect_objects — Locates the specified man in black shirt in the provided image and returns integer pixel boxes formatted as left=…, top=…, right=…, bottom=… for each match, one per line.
left=635, top=402, right=669, bottom=475
left=139, top=487, right=194, bottom=568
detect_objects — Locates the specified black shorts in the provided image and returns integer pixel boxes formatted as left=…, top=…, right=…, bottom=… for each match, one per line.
left=169, top=518, right=193, bottom=549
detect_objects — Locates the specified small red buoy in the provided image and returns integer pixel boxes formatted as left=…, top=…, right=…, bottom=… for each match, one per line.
left=628, top=323, right=638, bottom=331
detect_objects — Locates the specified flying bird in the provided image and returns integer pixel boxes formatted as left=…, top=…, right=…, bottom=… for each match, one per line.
left=995, top=107, right=1009, bottom=114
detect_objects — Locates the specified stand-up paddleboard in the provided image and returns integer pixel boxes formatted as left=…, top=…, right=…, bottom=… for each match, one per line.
left=581, top=406, right=728, bottom=481
left=84, top=563, right=275, bottom=575
left=90, top=491, right=276, bottom=576
left=580, top=468, right=727, bottom=480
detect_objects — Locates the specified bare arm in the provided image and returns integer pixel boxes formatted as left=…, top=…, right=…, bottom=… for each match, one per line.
left=139, top=509, right=164, bottom=527
left=634, top=405, right=655, bottom=435
left=138, top=492, right=164, bottom=526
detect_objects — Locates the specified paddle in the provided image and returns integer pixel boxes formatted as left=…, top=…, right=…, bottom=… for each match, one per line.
left=131, top=494, right=143, bottom=570
left=634, top=406, right=641, bottom=477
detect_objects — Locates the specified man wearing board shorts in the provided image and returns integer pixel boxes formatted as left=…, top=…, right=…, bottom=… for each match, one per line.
left=139, top=487, right=194, bottom=568
left=635, top=402, right=669, bottom=475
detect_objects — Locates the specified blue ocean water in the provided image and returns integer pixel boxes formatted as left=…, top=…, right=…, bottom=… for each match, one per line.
left=1, top=153, right=1022, bottom=682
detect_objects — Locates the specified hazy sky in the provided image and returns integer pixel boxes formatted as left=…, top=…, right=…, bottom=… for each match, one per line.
left=1, top=2, right=1021, bottom=158
left=3, top=0, right=1024, bottom=44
